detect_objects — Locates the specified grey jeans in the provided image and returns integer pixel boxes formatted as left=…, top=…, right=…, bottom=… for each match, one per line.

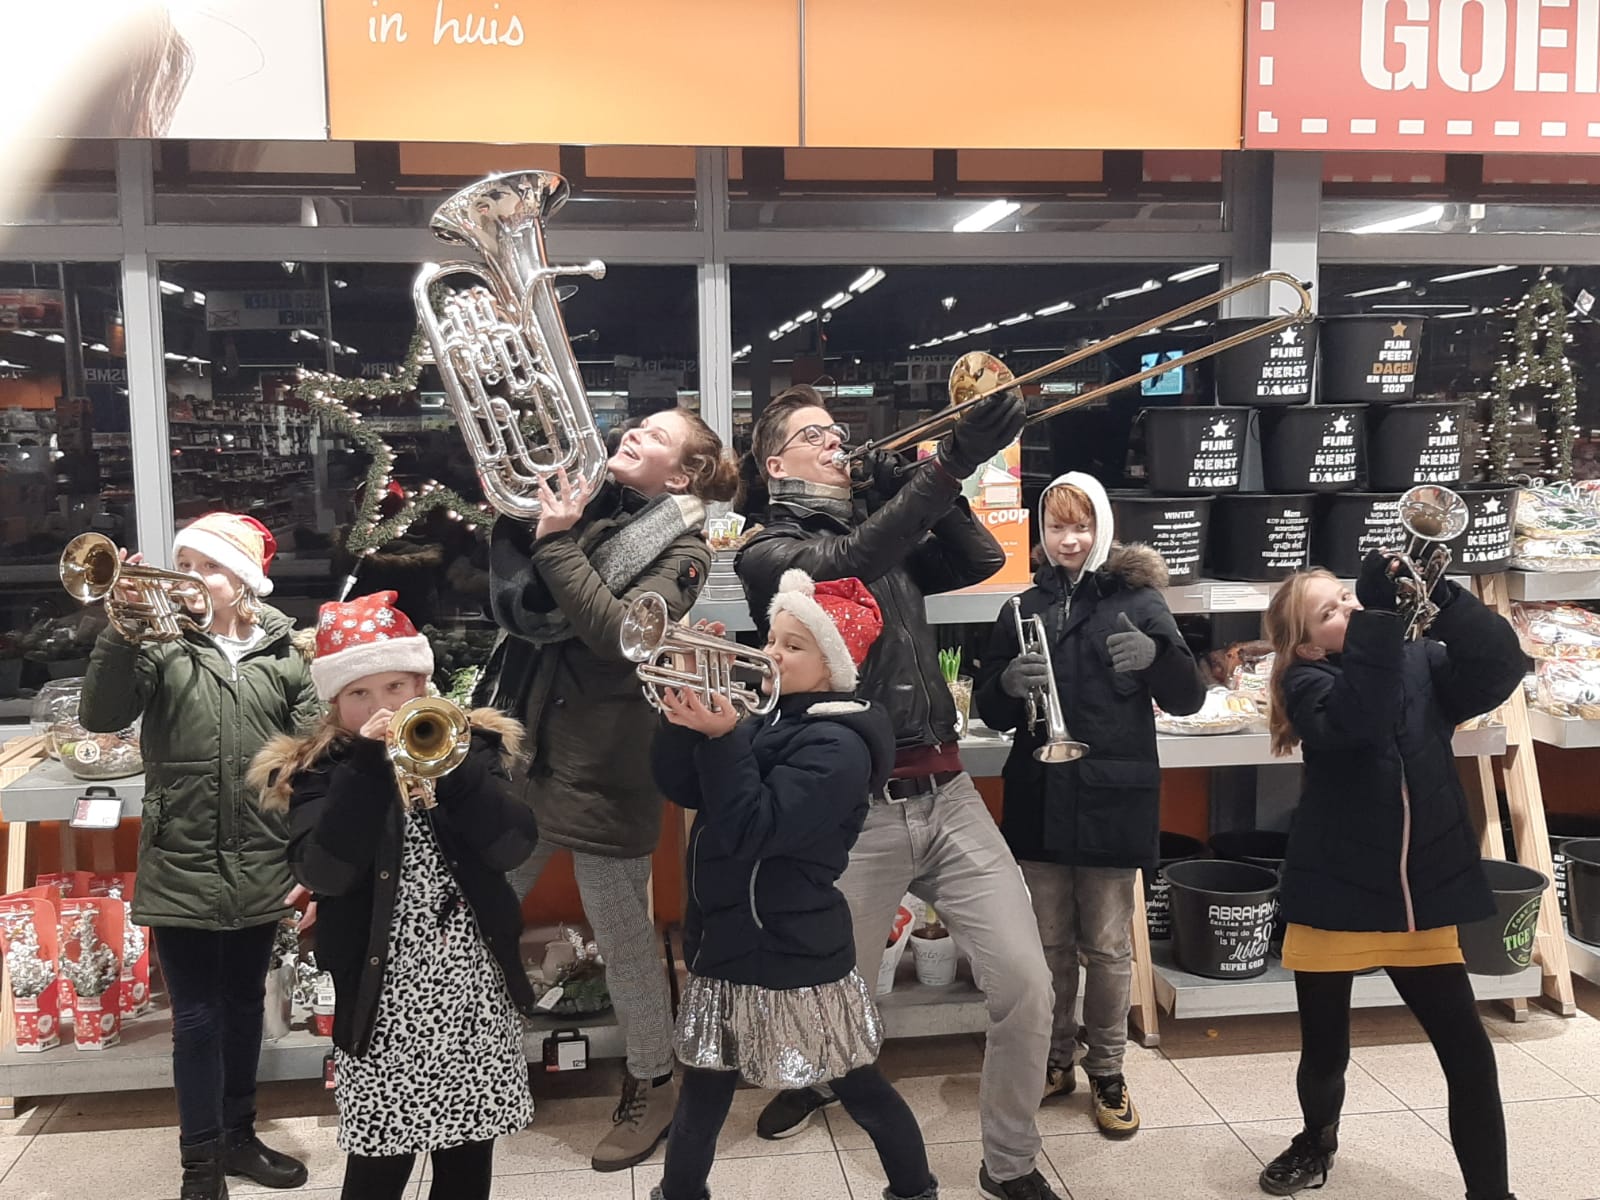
left=511, top=840, right=674, bottom=1082
left=1019, top=861, right=1136, bottom=1078
left=842, top=773, right=1053, bottom=1183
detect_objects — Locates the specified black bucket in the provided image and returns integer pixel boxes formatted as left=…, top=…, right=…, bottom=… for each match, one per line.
left=1214, top=317, right=1318, bottom=406
left=1209, top=493, right=1314, bottom=581
left=1313, top=491, right=1404, bottom=578
left=1259, top=405, right=1367, bottom=493
left=1549, top=816, right=1600, bottom=919
left=1366, top=401, right=1471, bottom=490
left=1320, top=315, right=1426, bottom=403
left=1166, top=859, right=1280, bottom=979
left=1564, top=838, right=1600, bottom=946
left=1209, top=830, right=1289, bottom=868
left=1141, top=407, right=1249, bottom=494
left=1442, top=483, right=1520, bottom=575
left=1146, top=832, right=1207, bottom=941
left=1458, top=860, right=1550, bottom=976
left=1109, top=492, right=1212, bottom=585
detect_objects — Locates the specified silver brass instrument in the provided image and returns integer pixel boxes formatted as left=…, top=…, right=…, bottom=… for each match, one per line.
left=1009, top=597, right=1088, bottom=763
left=387, top=696, right=472, bottom=811
left=834, top=271, right=1313, bottom=468
left=1390, top=484, right=1471, bottom=641
left=413, top=170, right=609, bottom=521
left=620, top=591, right=780, bottom=717
left=59, top=532, right=213, bottom=643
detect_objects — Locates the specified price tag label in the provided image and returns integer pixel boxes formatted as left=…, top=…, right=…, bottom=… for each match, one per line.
left=1208, top=584, right=1265, bottom=612
left=70, top=794, right=123, bottom=830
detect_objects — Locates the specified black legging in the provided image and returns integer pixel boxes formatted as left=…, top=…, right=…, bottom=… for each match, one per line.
left=1294, top=964, right=1508, bottom=1199
left=661, top=1066, right=932, bottom=1200
left=339, top=1139, right=495, bottom=1200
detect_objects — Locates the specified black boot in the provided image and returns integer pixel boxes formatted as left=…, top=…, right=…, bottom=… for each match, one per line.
left=223, top=1127, right=309, bottom=1189
left=1259, top=1123, right=1338, bottom=1196
left=180, top=1137, right=230, bottom=1200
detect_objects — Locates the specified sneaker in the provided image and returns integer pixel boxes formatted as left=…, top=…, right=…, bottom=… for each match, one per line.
left=1258, top=1127, right=1338, bottom=1196
left=592, top=1074, right=676, bottom=1172
left=1088, top=1073, right=1140, bottom=1138
left=977, top=1165, right=1061, bottom=1200
left=1041, top=1058, right=1076, bottom=1102
left=756, top=1086, right=837, bottom=1140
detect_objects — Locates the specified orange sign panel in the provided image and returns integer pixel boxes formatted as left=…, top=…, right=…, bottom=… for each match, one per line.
left=323, top=0, right=800, bottom=145
left=802, top=0, right=1247, bottom=149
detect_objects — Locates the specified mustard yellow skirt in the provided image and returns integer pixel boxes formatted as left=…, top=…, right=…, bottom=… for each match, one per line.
left=1281, top=923, right=1464, bottom=973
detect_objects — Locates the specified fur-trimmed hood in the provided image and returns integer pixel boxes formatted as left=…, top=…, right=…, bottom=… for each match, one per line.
left=249, top=706, right=525, bottom=813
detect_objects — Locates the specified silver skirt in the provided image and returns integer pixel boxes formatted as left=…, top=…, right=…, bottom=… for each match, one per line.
left=673, top=969, right=884, bottom=1090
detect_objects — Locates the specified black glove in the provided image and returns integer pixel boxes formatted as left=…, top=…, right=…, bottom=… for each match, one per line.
left=937, top=390, right=1026, bottom=479
left=1356, top=549, right=1400, bottom=612
left=851, top=448, right=916, bottom=507
left=1106, top=612, right=1157, bottom=673
left=1001, top=652, right=1051, bottom=699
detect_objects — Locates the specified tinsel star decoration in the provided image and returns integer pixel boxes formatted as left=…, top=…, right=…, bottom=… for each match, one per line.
left=60, top=910, right=119, bottom=1000
left=293, top=331, right=493, bottom=599
left=1, top=912, right=54, bottom=1000
left=1485, top=272, right=1581, bottom=482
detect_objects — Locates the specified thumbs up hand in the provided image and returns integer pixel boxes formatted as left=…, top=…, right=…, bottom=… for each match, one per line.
left=1106, top=612, right=1157, bottom=674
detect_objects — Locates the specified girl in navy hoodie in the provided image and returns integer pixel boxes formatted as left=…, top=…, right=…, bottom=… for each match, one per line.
left=649, top=569, right=937, bottom=1200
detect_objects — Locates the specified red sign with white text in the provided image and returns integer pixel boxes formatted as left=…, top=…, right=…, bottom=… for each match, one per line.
left=1245, top=0, right=1600, bottom=153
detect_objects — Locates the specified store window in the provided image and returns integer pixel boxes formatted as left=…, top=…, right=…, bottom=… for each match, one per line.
left=0, top=141, right=119, bottom=227
left=0, top=262, right=127, bottom=720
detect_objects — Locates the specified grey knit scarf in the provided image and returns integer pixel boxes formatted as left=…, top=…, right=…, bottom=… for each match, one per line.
left=769, top=477, right=854, bottom=524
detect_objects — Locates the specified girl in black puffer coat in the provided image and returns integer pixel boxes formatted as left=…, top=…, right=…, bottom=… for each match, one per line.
left=1259, top=555, right=1526, bottom=1200
left=649, top=570, right=937, bottom=1200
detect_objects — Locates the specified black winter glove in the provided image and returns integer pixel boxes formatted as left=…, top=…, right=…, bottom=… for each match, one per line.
left=1356, top=549, right=1401, bottom=612
left=851, top=448, right=916, bottom=508
left=1106, top=612, right=1157, bottom=674
left=1000, top=652, right=1051, bottom=699
left=937, top=390, right=1026, bottom=479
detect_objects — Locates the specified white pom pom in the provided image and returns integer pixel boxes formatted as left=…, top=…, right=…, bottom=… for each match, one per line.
left=777, top=568, right=816, bottom=597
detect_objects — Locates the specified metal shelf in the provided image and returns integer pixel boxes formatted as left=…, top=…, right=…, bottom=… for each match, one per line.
left=1, top=760, right=144, bottom=823
left=875, top=958, right=988, bottom=1039
left=1528, top=711, right=1600, bottom=749
left=1506, top=571, right=1600, bottom=602
left=1566, top=931, right=1600, bottom=987
left=1148, top=942, right=1543, bottom=1020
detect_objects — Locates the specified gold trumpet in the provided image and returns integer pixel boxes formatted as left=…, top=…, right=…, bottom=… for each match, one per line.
left=59, top=532, right=213, bottom=643
left=620, top=591, right=780, bottom=717
left=835, top=270, right=1314, bottom=465
left=387, top=696, right=471, bottom=811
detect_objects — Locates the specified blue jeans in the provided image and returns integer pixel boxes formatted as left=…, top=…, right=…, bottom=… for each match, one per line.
left=153, top=924, right=277, bottom=1147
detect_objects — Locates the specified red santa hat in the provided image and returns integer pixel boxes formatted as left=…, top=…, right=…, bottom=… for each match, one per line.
left=310, top=591, right=435, bottom=701
left=767, top=570, right=883, bottom=692
left=172, top=512, right=278, bottom=596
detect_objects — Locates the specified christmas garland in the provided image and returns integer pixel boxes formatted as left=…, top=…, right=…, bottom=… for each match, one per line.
left=1486, top=274, right=1580, bottom=482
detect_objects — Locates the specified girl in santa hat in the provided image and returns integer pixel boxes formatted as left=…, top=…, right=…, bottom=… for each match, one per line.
left=249, top=591, right=538, bottom=1200
left=646, top=570, right=938, bottom=1200
left=79, top=511, right=320, bottom=1199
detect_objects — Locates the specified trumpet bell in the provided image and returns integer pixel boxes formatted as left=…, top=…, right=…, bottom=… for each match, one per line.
left=620, top=592, right=671, bottom=663
left=949, top=351, right=1014, bottom=406
left=389, top=697, right=471, bottom=781
left=1036, top=739, right=1089, bottom=764
left=1398, top=484, right=1469, bottom=543
left=60, top=532, right=120, bottom=602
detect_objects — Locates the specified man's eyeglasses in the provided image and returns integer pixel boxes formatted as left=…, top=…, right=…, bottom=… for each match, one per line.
left=777, top=423, right=850, bottom=455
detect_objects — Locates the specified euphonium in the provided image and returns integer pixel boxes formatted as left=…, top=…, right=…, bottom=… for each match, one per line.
left=387, top=696, right=471, bottom=811
left=1009, top=597, right=1088, bottom=763
left=620, top=592, right=780, bottom=717
left=59, top=532, right=213, bottom=643
left=1390, top=484, right=1471, bottom=641
left=412, top=170, right=609, bottom=521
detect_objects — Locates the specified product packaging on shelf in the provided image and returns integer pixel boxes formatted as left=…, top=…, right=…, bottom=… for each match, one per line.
left=90, top=872, right=151, bottom=1019
left=876, top=894, right=919, bottom=997
left=59, top=898, right=125, bottom=1051
left=0, top=891, right=63, bottom=1052
left=36, top=871, right=92, bottom=1021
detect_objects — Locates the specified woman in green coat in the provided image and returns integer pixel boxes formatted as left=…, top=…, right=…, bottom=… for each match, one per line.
left=80, top=512, right=320, bottom=1200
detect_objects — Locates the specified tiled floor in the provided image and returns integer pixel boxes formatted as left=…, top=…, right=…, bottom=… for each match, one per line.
left=4, top=998, right=1600, bottom=1199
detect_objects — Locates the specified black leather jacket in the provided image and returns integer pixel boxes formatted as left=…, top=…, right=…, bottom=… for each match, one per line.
left=735, top=460, right=1005, bottom=750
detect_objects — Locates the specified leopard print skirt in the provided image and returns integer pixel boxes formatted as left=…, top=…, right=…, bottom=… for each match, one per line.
left=334, top=812, right=535, bottom=1156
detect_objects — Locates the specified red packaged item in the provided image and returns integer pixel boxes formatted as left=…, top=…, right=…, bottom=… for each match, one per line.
left=59, top=898, right=124, bottom=1051
left=0, top=892, right=63, bottom=1052
left=90, top=872, right=151, bottom=1018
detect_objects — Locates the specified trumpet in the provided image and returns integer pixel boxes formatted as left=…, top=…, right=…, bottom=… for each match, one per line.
left=413, top=170, right=610, bottom=521
left=1010, top=597, right=1088, bottom=763
left=620, top=591, right=780, bottom=717
left=1389, top=484, right=1470, bottom=641
left=387, top=696, right=472, bottom=811
left=59, top=532, right=213, bottom=643
left=834, top=271, right=1313, bottom=466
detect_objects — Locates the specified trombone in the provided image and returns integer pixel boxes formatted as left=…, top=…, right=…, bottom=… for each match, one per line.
left=620, top=591, right=780, bottom=717
left=1010, top=598, right=1088, bottom=763
left=387, top=696, right=472, bottom=811
left=59, top=532, right=213, bottom=643
left=836, top=271, right=1313, bottom=465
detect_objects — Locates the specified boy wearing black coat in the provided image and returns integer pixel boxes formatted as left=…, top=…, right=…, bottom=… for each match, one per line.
left=976, top=472, right=1206, bottom=1138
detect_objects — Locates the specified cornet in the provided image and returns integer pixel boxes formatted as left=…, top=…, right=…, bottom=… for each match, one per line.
left=1389, top=484, right=1470, bottom=641
left=387, top=696, right=471, bottom=811
left=620, top=592, right=780, bottom=717
left=1010, top=597, right=1088, bottom=763
left=413, top=170, right=610, bottom=521
left=59, top=532, right=213, bottom=643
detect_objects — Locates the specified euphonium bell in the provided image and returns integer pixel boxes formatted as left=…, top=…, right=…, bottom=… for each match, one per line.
left=59, top=532, right=213, bottom=643
left=1390, top=484, right=1471, bottom=641
left=620, top=591, right=780, bottom=717
left=387, top=696, right=471, bottom=810
left=412, top=170, right=610, bottom=521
